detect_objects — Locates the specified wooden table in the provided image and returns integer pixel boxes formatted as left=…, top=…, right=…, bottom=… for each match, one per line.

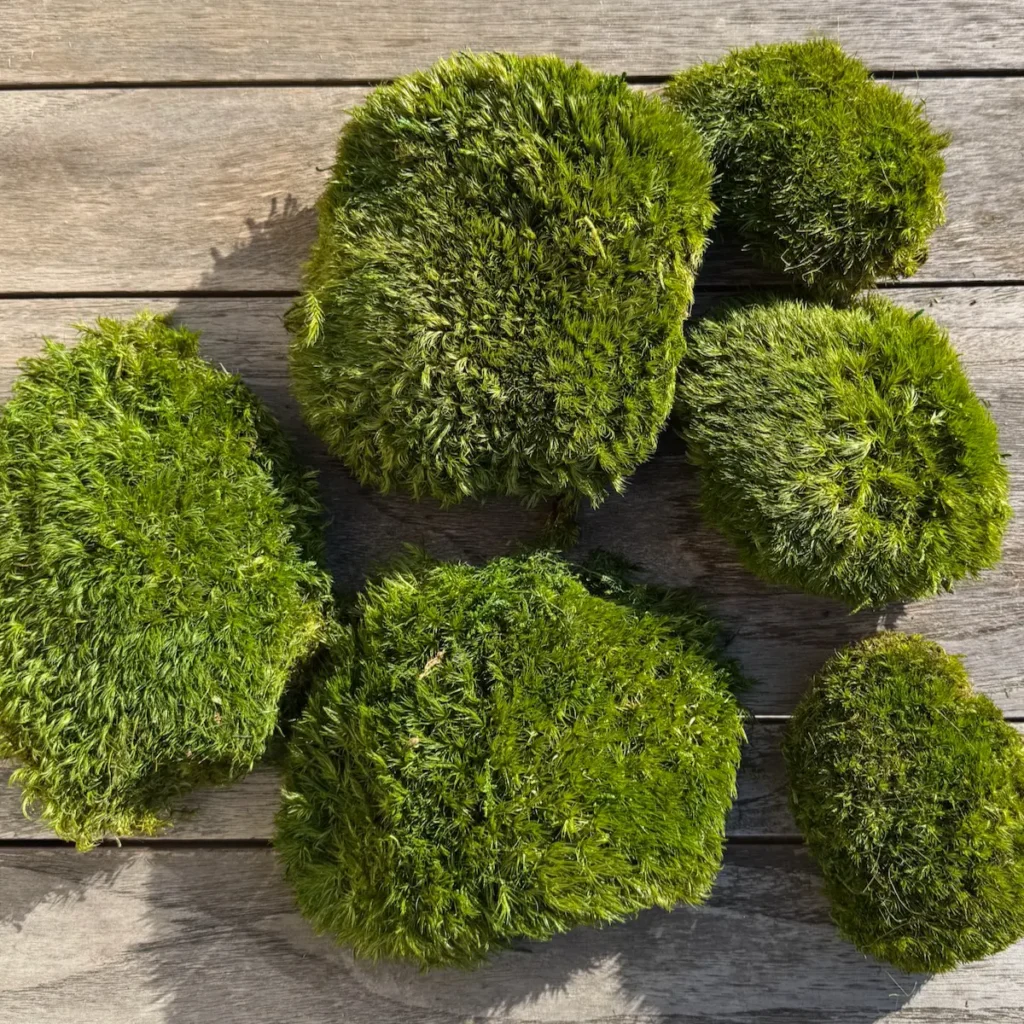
left=1, top=4, right=1023, bottom=1021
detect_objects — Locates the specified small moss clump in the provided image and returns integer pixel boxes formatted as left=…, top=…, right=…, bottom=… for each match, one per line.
left=289, top=51, right=715, bottom=507
left=677, top=297, right=1010, bottom=608
left=0, top=314, right=332, bottom=849
left=275, top=553, right=745, bottom=968
left=785, top=633, right=1024, bottom=972
left=666, top=39, right=948, bottom=298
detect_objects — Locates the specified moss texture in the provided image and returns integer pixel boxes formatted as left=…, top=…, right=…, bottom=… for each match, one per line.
left=785, top=633, right=1024, bottom=972
left=677, top=297, right=1009, bottom=609
left=289, top=51, right=715, bottom=507
left=275, top=553, right=745, bottom=968
left=666, top=39, right=948, bottom=299
left=0, top=314, right=332, bottom=849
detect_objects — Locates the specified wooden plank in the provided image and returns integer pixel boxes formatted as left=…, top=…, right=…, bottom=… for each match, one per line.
left=2, top=1, right=1023, bottom=83
left=1, top=79, right=1022, bottom=292
left=2, top=843, right=1023, bottom=1022
left=1, top=285, right=1021, bottom=716
left=0, top=90, right=368, bottom=293
left=0, top=720, right=802, bottom=840
left=0, top=761, right=283, bottom=841
left=3, top=719, right=1019, bottom=842
left=589, top=285, right=1024, bottom=713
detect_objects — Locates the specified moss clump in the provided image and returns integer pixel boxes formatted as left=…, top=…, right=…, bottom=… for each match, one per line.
left=289, top=51, right=715, bottom=507
left=677, top=297, right=1009, bottom=609
left=0, top=314, right=332, bottom=849
left=785, top=633, right=1024, bottom=972
left=666, top=39, right=948, bottom=298
left=275, top=553, right=745, bottom=968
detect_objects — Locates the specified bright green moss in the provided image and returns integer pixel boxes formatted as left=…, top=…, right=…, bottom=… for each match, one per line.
left=289, top=51, right=715, bottom=507
left=0, top=314, right=332, bottom=849
left=785, top=633, right=1024, bottom=973
left=666, top=39, right=948, bottom=298
left=275, top=553, right=745, bottom=968
left=677, top=297, right=1010, bottom=608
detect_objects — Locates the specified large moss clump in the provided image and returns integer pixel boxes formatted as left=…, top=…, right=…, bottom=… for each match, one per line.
left=275, top=553, right=745, bottom=968
left=677, top=297, right=1009, bottom=609
left=666, top=39, right=948, bottom=298
left=289, top=51, right=715, bottom=506
left=785, top=633, right=1024, bottom=973
left=0, top=314, right=332, bottom=849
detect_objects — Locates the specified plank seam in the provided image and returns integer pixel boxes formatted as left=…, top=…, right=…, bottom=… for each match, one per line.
left=874, top=279, right=1024, bottom=290
left=2, top=68, right=1024, bottom=91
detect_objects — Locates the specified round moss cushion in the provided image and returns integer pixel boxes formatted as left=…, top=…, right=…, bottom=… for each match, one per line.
left=785, top=633, right=1024, bottom=973
left=289, top=51, right=715, bottom=506
left=667, top=39, right=948, bottom=298
left=275, top=553, right=744, bottom=967
left=677, top=297, right=1010, bottom=608
left=0, top=313, right=331, bottom=848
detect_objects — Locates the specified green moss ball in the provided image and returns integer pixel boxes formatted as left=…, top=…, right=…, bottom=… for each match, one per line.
left=0, top=314, right=332, bottom=849
left=289, top=51, right=715, bottom=506
left=785, top=633, right=1024, bottom=972
left=275, top=553, right=744, bottom=967
left=666, top=39, right=948, bottom=298
left=677, top=297, right=1009, bottom=608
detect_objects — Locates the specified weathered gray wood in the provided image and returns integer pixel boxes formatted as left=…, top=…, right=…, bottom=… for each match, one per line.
left=3, top=718, right=1019, bottom=842
left=0, top=761, right=283, bottom=841
left=2, top=1, right=1023, bottom=83
left=588, top=284, right=1024, bottom=713
left=0, top=720, right=802, bottom=840
left=2, top=843, right=1023, bottom=1022
left=1, top=287, right=1021, bottom=716
left=0, top=92, right=365, bottom=293
left=0, top=7, right=1021, bottom=1019
left=1, top=79, right=1021, bottom=292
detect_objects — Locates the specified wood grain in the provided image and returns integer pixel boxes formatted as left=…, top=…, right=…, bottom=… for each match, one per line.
left=2, top=5, right=1023, bottom=1019
left=2, top=1, right=1022, bottom=83
left=1, top=286, right=1020, bottom=716
left=3, top=843, right=1024, bottom=1022
left=1, top=79, right=1022, bottom=292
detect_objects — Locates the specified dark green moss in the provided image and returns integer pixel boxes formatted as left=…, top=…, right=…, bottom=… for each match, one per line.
left=289, top=51, right=714, bottom=507
left=0, top=314, right=332, bottom=849
left=677, top=297, right=1009, bottom=608
left=785, top=633, right=1024, bottom=972
left=275, top=553, right=745, bottom=968
left=666, top=39, right=948, bottom=299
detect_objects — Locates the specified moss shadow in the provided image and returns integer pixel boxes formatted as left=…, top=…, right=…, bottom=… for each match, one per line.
left=171, top=198, right=549, bottom=598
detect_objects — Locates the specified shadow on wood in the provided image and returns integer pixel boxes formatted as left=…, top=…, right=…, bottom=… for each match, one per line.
left=167, top=198, right=896, bottom=709
left=170, top=197, right=551, bottom=597
left=576, top=449, right=904, bottom=711
left=125, top=847, right=926, bottom=1022
left=171, top=252, right=1024, bottom=711
left=0, top=849, right=127, bottom=934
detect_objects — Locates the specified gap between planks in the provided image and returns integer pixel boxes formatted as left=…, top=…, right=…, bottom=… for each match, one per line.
left=4, top=68, right=1024, bottom=92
